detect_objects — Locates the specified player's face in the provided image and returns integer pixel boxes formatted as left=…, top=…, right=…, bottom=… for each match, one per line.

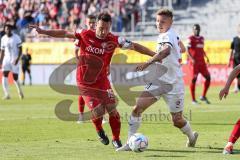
left=86, top=18, right=96, bottom=30
left=193, top=26, right=200, bottom=36
left=96, top=20, right=111, bottom=39
left=156, top=15, right=172, bottom=33
left=4, top=26, right=12, bottom=37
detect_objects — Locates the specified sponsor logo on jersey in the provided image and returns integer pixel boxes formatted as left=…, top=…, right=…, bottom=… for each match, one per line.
left=86, top=45, right=105, bottom=55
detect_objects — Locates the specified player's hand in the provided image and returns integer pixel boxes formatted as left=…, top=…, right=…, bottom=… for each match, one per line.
left=28, top=24, right=44, bottom=34
left=135, top=62, right=150, bottom=71
left=219, top=87, right=229, bottom=100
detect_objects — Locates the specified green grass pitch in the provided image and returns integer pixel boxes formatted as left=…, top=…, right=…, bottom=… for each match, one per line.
left=0, top=85, right=239, bottom=160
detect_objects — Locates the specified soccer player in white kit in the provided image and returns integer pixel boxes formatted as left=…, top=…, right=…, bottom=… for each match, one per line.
left=0, top=24, right=24, bottom=100
left=117, top=9, right=198, bottom=151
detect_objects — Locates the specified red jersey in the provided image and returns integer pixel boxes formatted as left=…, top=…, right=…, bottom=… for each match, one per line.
left=75, top=29, right=130, bottom=86
left=187, top=35, right=206, bottom=65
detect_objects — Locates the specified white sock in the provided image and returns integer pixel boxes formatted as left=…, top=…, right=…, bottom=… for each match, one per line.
left=128, top=115, right=142, bottom=142
left=227, top=142, right=233, bottom=146
left=180, top=121, right=194, bottom=140
left=2, top=77, right=9, bottom=96
left=14, top=80, right=23, bottom=94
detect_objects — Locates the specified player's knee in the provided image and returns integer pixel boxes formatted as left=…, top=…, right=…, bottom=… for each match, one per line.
left=132, top=105, right=144, bottom=117
left=13, top=74, right=18, bottom=81
left=191, top=78, right=197, bottom=84
left=205, top=75, right=211, bottom=81
left=172, top=115, right=184, bottom=128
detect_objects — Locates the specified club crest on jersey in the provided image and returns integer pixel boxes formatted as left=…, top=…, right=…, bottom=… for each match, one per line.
left=101, top=41, right=117, bottom=52
left=86, top=45, right=105, bottom=55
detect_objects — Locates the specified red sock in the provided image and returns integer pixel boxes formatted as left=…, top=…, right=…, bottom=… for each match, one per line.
left=92, top=117, right=103, bottom=132
left=202, top=79, right=210, bottom=97
left=109, top=111, right=121, bottom=140
left=228, top=119, right=240, bottom=144
left=78, top=96, right=85, bottom=113
left=190, top=82, right=196, bottom=101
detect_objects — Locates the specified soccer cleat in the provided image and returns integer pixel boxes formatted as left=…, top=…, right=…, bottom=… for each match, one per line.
left=2, top=95, right=10, bottom=100
left=192, top=100, right=200, bottom=105
left=97, top=130, right=109, bottom=145
left=116, top=143, right=131, bottom=151
left=186, top=131, right=198, bottom=147
left=223, top=145, right=233, bottom=154
left=200, top=96, right=210, bottom=104
left=19, top=92, right=24, bottom=99
left=77, top=114, right=84, bottom=124
left=112, top=139, right=122, bottom=149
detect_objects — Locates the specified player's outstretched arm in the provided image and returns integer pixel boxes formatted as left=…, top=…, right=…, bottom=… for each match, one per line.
left=179, top=40, right=186, bottom=53
left=136, top=45, right=170, bottom=71
left=219, top=64, right=240, bottom=100
left=131, top=42, right=156, bottom=57
left=29, top=24, right=76, bottom=39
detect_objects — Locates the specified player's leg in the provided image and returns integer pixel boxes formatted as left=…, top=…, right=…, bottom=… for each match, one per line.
left=165, top=93, right=198, bottom=147
left=13, top=73, right=24, bottom=99
left=199, top=66, right=211, bottom=104
left=2, top=71, right=10, bottom=99
left=116, top=90, right=157, bottom=151
left=21, top=66, right=26, bottom=85
left=12, top=64, right=24, bottom=99
left=26, top=67, right=32, bottom=85
left=77, top=96, right=85, bottom=123
left=190, top=66, right=199, bottom=104
left=223, top=119, right=240, bottom=154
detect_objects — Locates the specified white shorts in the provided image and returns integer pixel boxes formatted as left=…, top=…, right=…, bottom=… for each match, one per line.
left=2, top=62, right=19, bottom=74
left=144, top=79, right=184, bottom=113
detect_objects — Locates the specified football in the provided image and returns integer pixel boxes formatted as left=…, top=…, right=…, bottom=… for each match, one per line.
left=128, top=133, right=148, bottom=152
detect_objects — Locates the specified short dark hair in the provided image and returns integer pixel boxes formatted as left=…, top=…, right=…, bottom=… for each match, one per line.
left=4, top=23, right=13, bottom=30
left=87, top=14, right=96, bottom=20
left=193, top=24, right=200, bottom=29
left=97, top=12, right=112, bottom=23
left=156, top=8, right=173, bottom=19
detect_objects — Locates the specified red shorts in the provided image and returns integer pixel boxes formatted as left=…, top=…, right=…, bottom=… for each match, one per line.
left=77, top=79, right=116, bottom=110
left=190, top=64, right=210, bottom=78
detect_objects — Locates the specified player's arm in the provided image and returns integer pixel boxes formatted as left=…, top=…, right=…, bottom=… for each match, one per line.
left=14, top=46, right=22, bottom=65
left=203, top=50, right=210, bottom=64
left=228, top=49, right=234, bottom=67
left=0, top=49, right=4, bottom=69
left=219, top=64, right=240, bottom=100
left=136, top=44, right=171, bottom=71
left=130, top=42, right=156, bottom=57
left=29, top=24, right=76, bottom=39
left=179, top=40, right=186, bottom=53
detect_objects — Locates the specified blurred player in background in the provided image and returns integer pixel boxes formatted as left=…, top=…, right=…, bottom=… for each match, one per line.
left=228, top=24, right=240, bottom=93
left=219, top=64, right=240, bottom=154
left=21, top=48, right=32, bottom=86
left=0, top=24, right=24, bottom=99
left=29, top=12, right=157, bottom=149
left=117, top=9, right=198, bottom=151
left=187, top=24, right=211, bottom=105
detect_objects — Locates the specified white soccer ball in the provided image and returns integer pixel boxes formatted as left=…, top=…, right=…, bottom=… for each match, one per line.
left=128, top=133, right=148, bottom=152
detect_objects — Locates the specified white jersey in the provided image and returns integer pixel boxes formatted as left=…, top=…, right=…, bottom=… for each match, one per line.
left=155, top=27, right=183, bottom=84
left=1, top=33, right=22, bottom=64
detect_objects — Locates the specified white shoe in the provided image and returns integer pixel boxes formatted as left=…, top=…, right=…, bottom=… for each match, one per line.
left=192, top=100, right=200, bottom=105
left=116, top=143, right=131, bottom=151
left=19, top=92, right=24, bottom=99
left=77, top=114, right=84, bottom=124
left=186, top=131, right=198, bottom=147
left=2, top=95, right=10, bottom=100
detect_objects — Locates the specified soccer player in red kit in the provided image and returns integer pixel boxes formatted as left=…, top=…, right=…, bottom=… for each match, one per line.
left=219, top=64, right=240, bottom=154
left=187, top=24, right=211, bottom=105
left=29, top=12, right=156, bottom=149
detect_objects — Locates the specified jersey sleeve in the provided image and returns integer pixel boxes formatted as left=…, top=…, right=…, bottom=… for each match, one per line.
left=160, top=33, right=174, bottom=48
left=117, top=36, right=133, bottom=50
left=74, top=28, right=83, bottom=40
left=0, top=37, right=5, bottom=50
